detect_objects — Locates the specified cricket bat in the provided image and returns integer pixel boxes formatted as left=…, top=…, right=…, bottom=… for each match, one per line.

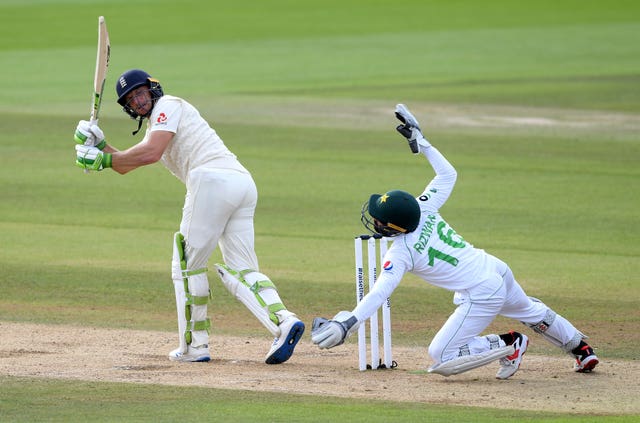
left=89, top=16, right=111, bottom=127
left=82, top=16, right=110, bottom=173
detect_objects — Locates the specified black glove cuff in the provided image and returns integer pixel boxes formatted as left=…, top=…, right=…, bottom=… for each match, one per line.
left=340, top=315, right=358, bottom=333
left=396, top=124, right=412, bottom=139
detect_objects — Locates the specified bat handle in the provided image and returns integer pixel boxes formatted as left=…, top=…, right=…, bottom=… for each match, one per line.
left=82, top=118, right=99, bottom=174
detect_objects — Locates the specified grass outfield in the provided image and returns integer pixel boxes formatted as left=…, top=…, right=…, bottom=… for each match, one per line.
left=1, top=0, right=639, bottom=421
left=5, top=377, right=627, bottom=423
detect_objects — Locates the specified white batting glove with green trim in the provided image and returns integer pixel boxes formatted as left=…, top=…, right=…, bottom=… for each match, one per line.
left=75, top=144, right=112, bottom=171
left=74, top=120, right=106, bottom=150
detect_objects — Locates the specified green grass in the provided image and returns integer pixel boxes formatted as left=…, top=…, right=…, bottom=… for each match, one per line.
left=1, top=376, right=636, bottom=423
left=0, top=0, right=639, bottom=421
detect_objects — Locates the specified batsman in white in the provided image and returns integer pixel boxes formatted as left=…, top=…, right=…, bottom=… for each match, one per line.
left=311, top=104, right=599, bottom=378
left=74, top=69, right=305, bottom=364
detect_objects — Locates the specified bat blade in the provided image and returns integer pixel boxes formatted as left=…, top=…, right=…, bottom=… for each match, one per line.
left=89, top=16, right=111, bottom=126
left=83, top=16, right=111, bottom=174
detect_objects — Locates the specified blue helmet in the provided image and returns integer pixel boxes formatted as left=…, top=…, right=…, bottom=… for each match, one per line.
left=115, top=69, right=164, bottom=120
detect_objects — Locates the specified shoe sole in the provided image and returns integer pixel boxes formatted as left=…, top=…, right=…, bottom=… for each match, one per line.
left=575, top=356, right=599, bottom=372
left=169, top=352, right=211, bottom=363
left=265, top=321, right=305, bottom=365
left=169, top=356, right=211, bottom=362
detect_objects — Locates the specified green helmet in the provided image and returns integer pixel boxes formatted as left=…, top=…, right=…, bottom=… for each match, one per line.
left=361, top=190, right=420, bottom=237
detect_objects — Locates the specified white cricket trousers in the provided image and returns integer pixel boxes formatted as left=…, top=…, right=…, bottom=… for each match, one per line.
left=428, top=254, right=579, bottom=364
left=179, top=166, right=259, bottom=273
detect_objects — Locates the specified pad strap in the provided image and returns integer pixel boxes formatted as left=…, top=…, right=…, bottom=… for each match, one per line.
left=186, top=295, right=210, bottom=306
left=237, top=268, right=285, bottom=326
left=186, top=319, right=211, bottom=331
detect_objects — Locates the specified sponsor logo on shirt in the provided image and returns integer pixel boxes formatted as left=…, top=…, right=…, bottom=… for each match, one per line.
left=383, top=261, right=393, bottom=271
left=419, top=189, right=437, bottom=202
left=156, top=112, right=168, bottom=125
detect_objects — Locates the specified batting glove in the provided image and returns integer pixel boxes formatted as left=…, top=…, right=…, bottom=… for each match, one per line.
left=74, top=120, right=107, bottom=150
left=395, top=104, right=431, bottom=154
left=75, top=144, right=112, bottom=171
left=311, top=311, right=359, bottom=349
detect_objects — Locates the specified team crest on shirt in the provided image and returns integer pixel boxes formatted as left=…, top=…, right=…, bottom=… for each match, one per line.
left=383, top=261, right=393, bottom=271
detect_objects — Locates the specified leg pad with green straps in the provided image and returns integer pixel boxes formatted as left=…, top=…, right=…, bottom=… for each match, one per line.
left=172, top=232, right=210, bottom=349
left=214, top=263, right=285, bottom=337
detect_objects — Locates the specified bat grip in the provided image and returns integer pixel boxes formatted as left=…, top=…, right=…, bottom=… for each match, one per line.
left=83, top=118, right=99, bottom=174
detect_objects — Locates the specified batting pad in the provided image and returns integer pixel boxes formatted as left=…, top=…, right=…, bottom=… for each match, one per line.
left=172, top=232, right=210, bottom=351
left=214, top=264, right=282, bottom=337
left=428, top=345, right=514, bottom=376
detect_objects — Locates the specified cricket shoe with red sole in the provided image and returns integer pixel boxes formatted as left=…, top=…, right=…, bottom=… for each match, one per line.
left=573, top=344, right=599, bottom=372
left=496, top=333, right=528, bottom=379
left=265, top=317, right=305, bottom=364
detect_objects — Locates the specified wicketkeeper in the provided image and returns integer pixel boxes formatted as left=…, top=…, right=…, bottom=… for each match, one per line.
left=311, top=104, right=598, bottom=378
left=74, top=69, right=305, bottom=364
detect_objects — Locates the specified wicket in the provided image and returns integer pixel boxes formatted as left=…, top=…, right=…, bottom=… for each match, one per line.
left=354, top=234, right=395, bottom=370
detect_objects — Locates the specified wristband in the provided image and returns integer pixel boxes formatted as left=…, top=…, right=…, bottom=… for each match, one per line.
left=103, top=153, right=113, bottom=168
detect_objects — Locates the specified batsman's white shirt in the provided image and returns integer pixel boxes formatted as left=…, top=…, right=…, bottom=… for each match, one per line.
left=148, top=95, right=249, bottom=184
left=145, top=95, right=260, bottom=272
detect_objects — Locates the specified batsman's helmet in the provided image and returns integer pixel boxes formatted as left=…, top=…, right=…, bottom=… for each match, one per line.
left=115, top=69, right=164, bottom=125
left=361, top=190, right=420, bottom=237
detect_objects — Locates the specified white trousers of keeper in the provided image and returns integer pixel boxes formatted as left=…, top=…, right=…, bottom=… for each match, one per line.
left=428, top=254, right=583, bottom=365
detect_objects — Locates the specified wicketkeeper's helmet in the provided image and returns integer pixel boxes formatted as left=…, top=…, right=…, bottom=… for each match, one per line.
left=361, top=190, right=420, bottom=237
left=115, top=69, right=164, bottom=133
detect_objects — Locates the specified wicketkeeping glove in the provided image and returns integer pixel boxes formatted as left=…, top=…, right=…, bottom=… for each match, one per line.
left=75, top=144, right=112, bottom=171
left=74, top=120, right=107, bottom=150
left=311, top=311, right=359, bottom=349
left=394, top=103, right=431, bottom=154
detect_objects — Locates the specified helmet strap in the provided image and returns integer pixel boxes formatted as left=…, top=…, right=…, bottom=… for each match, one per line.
left=132, top=118, right=144, bottom=135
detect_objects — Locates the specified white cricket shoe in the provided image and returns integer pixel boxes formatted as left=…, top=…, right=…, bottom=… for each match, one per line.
left=496, top=333, right=528, bottom=379
left=169, top=344, right=211, bottom=362
left=265, top=316, right=305, bottom=364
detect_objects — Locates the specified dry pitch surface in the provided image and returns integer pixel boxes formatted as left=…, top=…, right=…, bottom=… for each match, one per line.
left=1, top=321, right=638, bottom=416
